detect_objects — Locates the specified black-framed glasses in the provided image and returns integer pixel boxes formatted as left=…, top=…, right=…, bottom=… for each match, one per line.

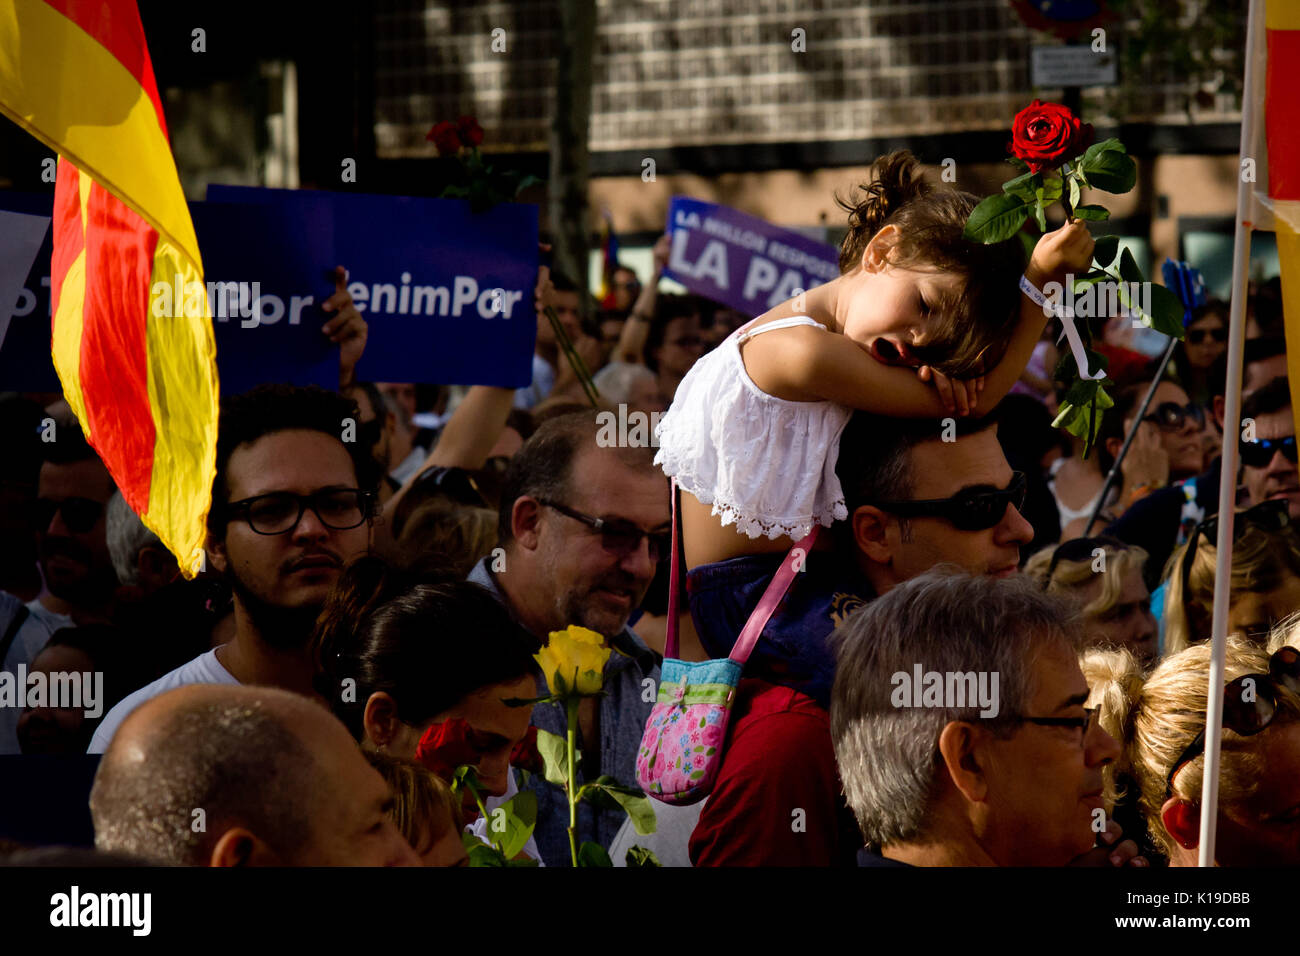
left=226, top=489, right=373, bottom=535
left=34, top=496, right=104, bottom=534
left=1239, top=434, right=1298, bottom=470
left=1186, top=326, right=1227, bottom=345
left=1165, top=646, right=1300, bottom=797
left=1046, top=535, right=1128, bottom=581
left=1007, top=707, right=1101, bottom=747
left=1179, top=499, right=1290, bottom=618
left=536, top=498, right=672, bottom=562
left=1143, top=401, right=1205, bottom=431
left=869, top=471, right=1027, bottom=532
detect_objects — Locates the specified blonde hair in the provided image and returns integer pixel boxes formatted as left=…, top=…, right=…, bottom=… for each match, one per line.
left=364, top=751, right=462, bottom=856
left=1079, top=645, right=1146, bottom=809
left=1091, top=637, right=1300, bottom=860
left=1161, top=520, right=1300, bottom=656
left=394, top=499, right=498, bottom=578
left=1025, top=541, right=1149, bottom=648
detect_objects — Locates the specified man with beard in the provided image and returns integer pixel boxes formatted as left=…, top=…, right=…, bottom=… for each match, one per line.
left=88, top=385, right=377, bottom=753
left=468, top=409, right=668, bottom=865
left=0, top=417, right=118, bottom=753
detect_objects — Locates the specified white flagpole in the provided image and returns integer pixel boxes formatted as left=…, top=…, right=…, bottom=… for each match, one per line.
left=1197, top=0, right=1264, bottom=868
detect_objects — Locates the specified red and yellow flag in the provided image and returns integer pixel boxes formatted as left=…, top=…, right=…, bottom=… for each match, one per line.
left=1264, top=2, right=1300, bottom=409
left=0, top=0, right=218, bottom=576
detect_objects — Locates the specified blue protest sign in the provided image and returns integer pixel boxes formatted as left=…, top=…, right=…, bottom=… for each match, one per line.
left=662, top=196, right=840, bottom=318
left=0, top=192, right=58, bottom=392
left=207, top=186, right=538, bottom=387
left=189, top=201, right=339, bottom=395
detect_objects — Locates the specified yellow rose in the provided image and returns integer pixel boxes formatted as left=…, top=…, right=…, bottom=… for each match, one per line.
left=535, top=626, right=611, bottom=697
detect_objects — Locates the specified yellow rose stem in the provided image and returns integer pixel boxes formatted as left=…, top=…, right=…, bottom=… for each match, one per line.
left=566, top=692, right=581, bottom=867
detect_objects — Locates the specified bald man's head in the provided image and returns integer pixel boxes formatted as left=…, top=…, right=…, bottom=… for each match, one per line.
left=90, top=684, right=418, bottom=867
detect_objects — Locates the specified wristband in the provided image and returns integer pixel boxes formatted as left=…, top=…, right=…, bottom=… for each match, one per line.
left=1019, top=274, right=1058, bottom=317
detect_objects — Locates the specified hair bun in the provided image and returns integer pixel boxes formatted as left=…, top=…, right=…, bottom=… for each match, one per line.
left=837, top=151, right=930, bottom=270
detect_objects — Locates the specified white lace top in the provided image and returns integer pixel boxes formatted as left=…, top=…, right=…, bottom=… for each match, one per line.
left=654, top=315, right=853, bottom=540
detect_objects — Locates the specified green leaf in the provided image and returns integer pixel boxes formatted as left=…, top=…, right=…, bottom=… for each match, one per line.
left=1079, top=149, right=1136, bottom=194
left=1052, top=381, right=1115, bottom=453
left=513, top=174, right=543, bottom=196
left=963, top=192, right=1032, bottom=244
left=536, top=728, right=571, bottom=788
left=1081, top=138, right=1127, bottom=166
left=1118, top=247, right=1143, bottom=285
left=1146, top=284, right=1188, bottom=338
left=1039, top=176, right=1063, bottom=203
left=577, top=841, right=613, bottom=867
left=604, top=788, right=658, bottom=836
left=466, top=839, right=507, bottom=867
left=1093, top=235, right=1120, bottom=267
left=1034, top=196, right=1047, bottom=233
left=1073, top=204, right=1110, bottom=221
left=492, top=789, right=538, bottom=860
left=1002, top=170, right=1042, bottom=202
left=1069, top=175, right=1081, bottom=210
left=1006, top=155, right=1030, bottom=172
left=625, top=845, right=662, bottom=868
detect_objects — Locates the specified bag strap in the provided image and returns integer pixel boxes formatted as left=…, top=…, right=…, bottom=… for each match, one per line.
left=729, top=525, right=817, bottom=665
left=0, top=603, right=30, bottom=670
left=666, top=479, right=682, bottom=659
left=664, top=478, right=817, bottom=665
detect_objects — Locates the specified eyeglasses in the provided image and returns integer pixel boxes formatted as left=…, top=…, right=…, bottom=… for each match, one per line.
left=1007, top=707, right=1101, bottom=747
left=1143, top=402, right=1205, bottom=431
left=1179, top=499, right=1291, bottom=617
left=1046, top=534, right=1128, bottom=581
left=869, top=471, right=1027, bottom=532
left=34, top=497, right=104, bottom=534
left=410, top=466, right=490, bottom=509
left=226, top=489, right=372, bottom=535
left=1186, top=327, right=1227, bottom=345
left=1165, top=646, right=1300, bottom=797
left=1239, top=434, right=1298, bottom=469
left=536, top=498, right=672, bottom=562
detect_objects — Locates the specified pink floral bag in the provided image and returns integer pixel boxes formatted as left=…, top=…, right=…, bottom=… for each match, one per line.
left=636, top=481, right=816, bottom=805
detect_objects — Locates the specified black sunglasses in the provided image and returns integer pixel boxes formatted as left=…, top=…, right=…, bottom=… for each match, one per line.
left=410, top=465, right=490, bottom=509
left=1240, top=434, right=1298, bottom=470
left=870, top=471, right=1027, bottom=532
left=226, top=489, right=373, bottom=535
left=537, top=498, right=672, bottom=562
left=1179, top=499, right=1291, bottom=622
left=34, top=496, right=104, bottom=534
left=1166, top=646, right=1300, bottom=797
left=1046, top=535, right=1129, bottom=581
left=1143, top=401, right=1205, bottom=431
left=1186, top=326, right=1227, bottom=345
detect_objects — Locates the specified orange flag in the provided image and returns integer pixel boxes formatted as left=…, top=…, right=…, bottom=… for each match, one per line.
left=0, top=0, right=219, bottom=576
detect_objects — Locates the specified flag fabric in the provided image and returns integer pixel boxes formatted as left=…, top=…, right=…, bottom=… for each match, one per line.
left=0, top=0, right=219, bottom=576
left=597, top=210, right=620, bottom=309
left=1264, top=1, right=1300, bottom=411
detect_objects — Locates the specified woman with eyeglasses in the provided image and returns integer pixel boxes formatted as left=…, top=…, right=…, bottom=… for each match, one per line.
left=1162, top=502, right=1300, bottom=656
left=1171, top=301, right=1229, bottom=411
left=1026, top=537, right=1158, bottom=665
left=1092, top=637, right=1300, bottom=866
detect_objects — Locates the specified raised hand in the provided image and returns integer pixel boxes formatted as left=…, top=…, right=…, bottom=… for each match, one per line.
left=1028, top=219, right=1095, bottom=288
left=322, top=265, right=367, bottom=390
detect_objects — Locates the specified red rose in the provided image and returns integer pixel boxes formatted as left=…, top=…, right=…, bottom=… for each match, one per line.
left=1007, top=100, right=1094, bottom=174
left=509, top=725, right=543, bottom=776
left=426, top=120, right=462, bottom=157
left=456, top=115, right=484, bottom=149
left=414, top=717, right=480, bottom=780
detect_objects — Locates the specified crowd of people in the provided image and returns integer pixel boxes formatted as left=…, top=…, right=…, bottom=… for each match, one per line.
left=1, top=150, right=1297, bottom=868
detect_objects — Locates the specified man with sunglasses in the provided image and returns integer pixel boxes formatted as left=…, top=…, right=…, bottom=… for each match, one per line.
left=1238, top=376, right=1300, bottom=521
left=468, top=409, right=667, bottom=866
left=90, top=385, right=378, bottom=754
left=0, top=416, right=118, bottom=754
left=690, top=410, right=1036, bottom=866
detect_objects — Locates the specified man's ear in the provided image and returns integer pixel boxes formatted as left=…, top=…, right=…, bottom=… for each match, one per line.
left=363, top=691, right=402, bottom=750
left=851, top=506, right=896, bottom=566
left=511, top=496, right=544, bottom=551
left=209, top=827, right=278, bottom=867
left=205, top=530, right=228, bottom=575
left=936, top=720, right=990, bottom=804
left=1161, top=797, right=1201, bottom=850
left=861, top=223, right=901, bottom=274
left=1105, top=436, right=1123, bottom=464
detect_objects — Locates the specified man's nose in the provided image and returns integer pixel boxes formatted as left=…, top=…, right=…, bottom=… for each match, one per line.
left=619, top=536, right=657, bottom=581
left=290, top=505, right=330, bottom=541
left=996, top=504, right=1035, bottom=547
left=1087, top=722, right=1122, bottom=767
left=1267, top=448, right=1296, bottom=475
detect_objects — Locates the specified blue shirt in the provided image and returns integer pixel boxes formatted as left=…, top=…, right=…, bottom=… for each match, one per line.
left=468, top=557, right=660, bottom=866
